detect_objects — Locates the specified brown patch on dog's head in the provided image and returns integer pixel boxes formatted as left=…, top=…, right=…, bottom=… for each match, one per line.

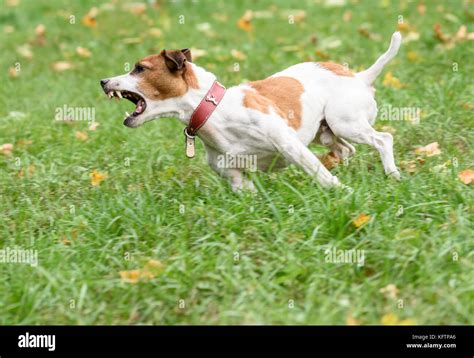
left=243, top=76, right=304, bottom=129
left=135, top=49, right=198, bottom=101
left=318, top=62, right=354, bottom=77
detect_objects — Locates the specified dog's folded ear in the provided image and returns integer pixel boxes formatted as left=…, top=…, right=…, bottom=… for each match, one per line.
left=181, top=48, right=192, bottom=63
left=161, top=49, right=192, bottom=72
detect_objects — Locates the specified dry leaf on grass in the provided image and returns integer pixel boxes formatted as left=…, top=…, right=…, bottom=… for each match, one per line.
left=406, top=51, right=421, bottom=62
left=119, top=259, right=165, bottom=283
left=458, top=169, right=474, bottom=184
left=346, top=313, right=360, bottom=325
left=358, top=26, right=381, bottom=41
left=34, top=24, right=46, bottom=46
left=53, top=61, right=73, bottom=72
left=417, top=3, right=426, bottom=15
left=148, top=28, right=162, bottom=38
left=352, top=214, right=371, bottom=228
left=76, top=47, right=91, bottom=58
left=88, top=122, right=100, bottom=131
left=90, top=169, right=107, bottom=186
left=17, top=44, right=33, bottom=59
left=381, top=313, right=416, bottom=325
left=414, top=142, right=441, bottom=157
left=75, top=131, right=88, bottom=141
left=231, top=49, right=247, bottom=60
left=8, top=66, right=19, bottom=77
left=18, top=165, right=35, bottom=178
left=17, top=139, right=33, bottom=146
left=342, top=10, right=352, bottom=22
left=237, top=10, right=253, bottom=32
left=380, top=284, right=399, bottom=299
left=0, top=143, right=14, bottom=156
left=82, top=7, right=99, bottom=28
left=400, top=158, right=426, bottom=173
left=382, top=72, right=403, bottom=89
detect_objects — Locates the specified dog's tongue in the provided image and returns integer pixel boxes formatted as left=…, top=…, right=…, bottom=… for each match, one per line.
left=134, top=99, right=145, bottom=115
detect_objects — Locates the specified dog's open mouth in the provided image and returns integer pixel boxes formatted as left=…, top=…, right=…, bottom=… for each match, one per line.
left=106, top=90, right=147, bottom=127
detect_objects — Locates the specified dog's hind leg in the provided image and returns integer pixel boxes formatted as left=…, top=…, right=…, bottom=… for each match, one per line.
left=327, top=115, right=400, bottom=179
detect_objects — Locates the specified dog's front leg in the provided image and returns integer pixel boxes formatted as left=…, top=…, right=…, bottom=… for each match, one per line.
left=205, top=147, right=254, bottom=192
left=269, top=124, right=341, bottom=188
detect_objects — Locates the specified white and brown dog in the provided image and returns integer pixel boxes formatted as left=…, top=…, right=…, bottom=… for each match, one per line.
left=100, top=32, right=402, bottom=191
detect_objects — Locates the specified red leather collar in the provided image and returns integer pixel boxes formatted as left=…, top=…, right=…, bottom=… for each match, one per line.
left=185, top=80, right=226, bottom=137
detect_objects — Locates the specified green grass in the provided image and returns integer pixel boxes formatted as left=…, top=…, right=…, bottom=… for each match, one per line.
left=0, top=0, right=473, bottom=325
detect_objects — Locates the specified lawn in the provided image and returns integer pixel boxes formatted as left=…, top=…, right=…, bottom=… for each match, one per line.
left=0, top=0, right=473, bottom=325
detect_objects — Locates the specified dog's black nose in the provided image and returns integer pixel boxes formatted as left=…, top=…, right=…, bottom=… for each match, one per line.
left=100, top=79, right=109, bottom=89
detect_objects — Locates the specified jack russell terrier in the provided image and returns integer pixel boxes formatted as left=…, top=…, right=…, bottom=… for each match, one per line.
left=100, top=32, right=402, bottom=191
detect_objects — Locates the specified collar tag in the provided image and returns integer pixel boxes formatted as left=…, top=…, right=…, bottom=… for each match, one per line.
left=184, top=128, right=196, bottom=158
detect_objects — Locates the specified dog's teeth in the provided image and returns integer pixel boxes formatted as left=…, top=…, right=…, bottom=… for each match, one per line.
left=125, top=111, right=130, bottom=117
left=116, top=91, right=122, bottom=98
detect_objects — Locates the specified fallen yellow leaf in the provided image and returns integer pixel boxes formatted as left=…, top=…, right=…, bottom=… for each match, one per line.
left=406, top=51, right=420, bottom=62
left=119, top=259, right=164, bottom=283
left=231, top=49, right=247, bottom=60
left=380, top=284, right=399, bottom=299
left=17, top=139, right=33, bottom=146
left=458, top=169, right=474, bottom=185
left=17, top=44, right=33, bottom=59
left=88, top=122, right=99, bottom=131
left=82, top=7, right=99, bottom=28
left=346, top=313, right=359, bottom=325
left=90, top=169, right=107, bottom=186
left=76, top=46, right=91, bottom=58
left=18, top=165, right=35, bottom=178
left=237, top=10, right=253, bottom=32
left=53, top=61, right=73, bottom=72
left=75, top=131, right=88, bottom=141
left=381, top=313, right=416, bottom=325
left=8, top=66, right=19, bottom=77
left=0, top=143, right=13, bottom=156
left=417, top=3, right=426, bottom=15
left=35, top=24, right=45, bottom=36
left=119, top=270, right=141, bottom=283
left=414, top=142, right=441, bottom=157
left=342, top=10, right=352, bottom=22
left=383, top=72, right=403, bottom=89
left=148, top=28, right=162, bottom=38
left=352, top=214, right=371, bottom=228
left=381, top=313, right=399, bottom=325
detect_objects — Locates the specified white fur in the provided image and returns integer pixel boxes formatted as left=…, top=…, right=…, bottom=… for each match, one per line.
left=103, top=32, right=402, bottom=191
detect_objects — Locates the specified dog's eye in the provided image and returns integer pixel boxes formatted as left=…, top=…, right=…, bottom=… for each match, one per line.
left=132, top=64, right=145, bottom=74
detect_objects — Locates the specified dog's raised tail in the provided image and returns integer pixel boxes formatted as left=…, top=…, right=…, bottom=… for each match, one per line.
left=356, top=32, right=402, bottom=86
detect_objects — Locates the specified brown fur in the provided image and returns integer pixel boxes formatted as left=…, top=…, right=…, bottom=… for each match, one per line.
left=243, top=76, right=304, bottom=129
left=318, top=62, right=354, bottom=77
left=136, top=51, right=199, bottom=101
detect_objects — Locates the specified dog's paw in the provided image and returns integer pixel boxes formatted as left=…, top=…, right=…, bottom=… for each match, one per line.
left=388, top=170, right=401, bottom=181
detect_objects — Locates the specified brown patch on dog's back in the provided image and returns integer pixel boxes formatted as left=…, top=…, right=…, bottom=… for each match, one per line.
left=136, top=51, right=199, bottom=101
left=318, top=62, right=354, bottom=77
left=243, top=76, right=304, bottom=129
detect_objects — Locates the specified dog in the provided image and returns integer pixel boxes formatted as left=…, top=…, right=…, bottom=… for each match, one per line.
left=100, top=32, right=402, bottom=191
